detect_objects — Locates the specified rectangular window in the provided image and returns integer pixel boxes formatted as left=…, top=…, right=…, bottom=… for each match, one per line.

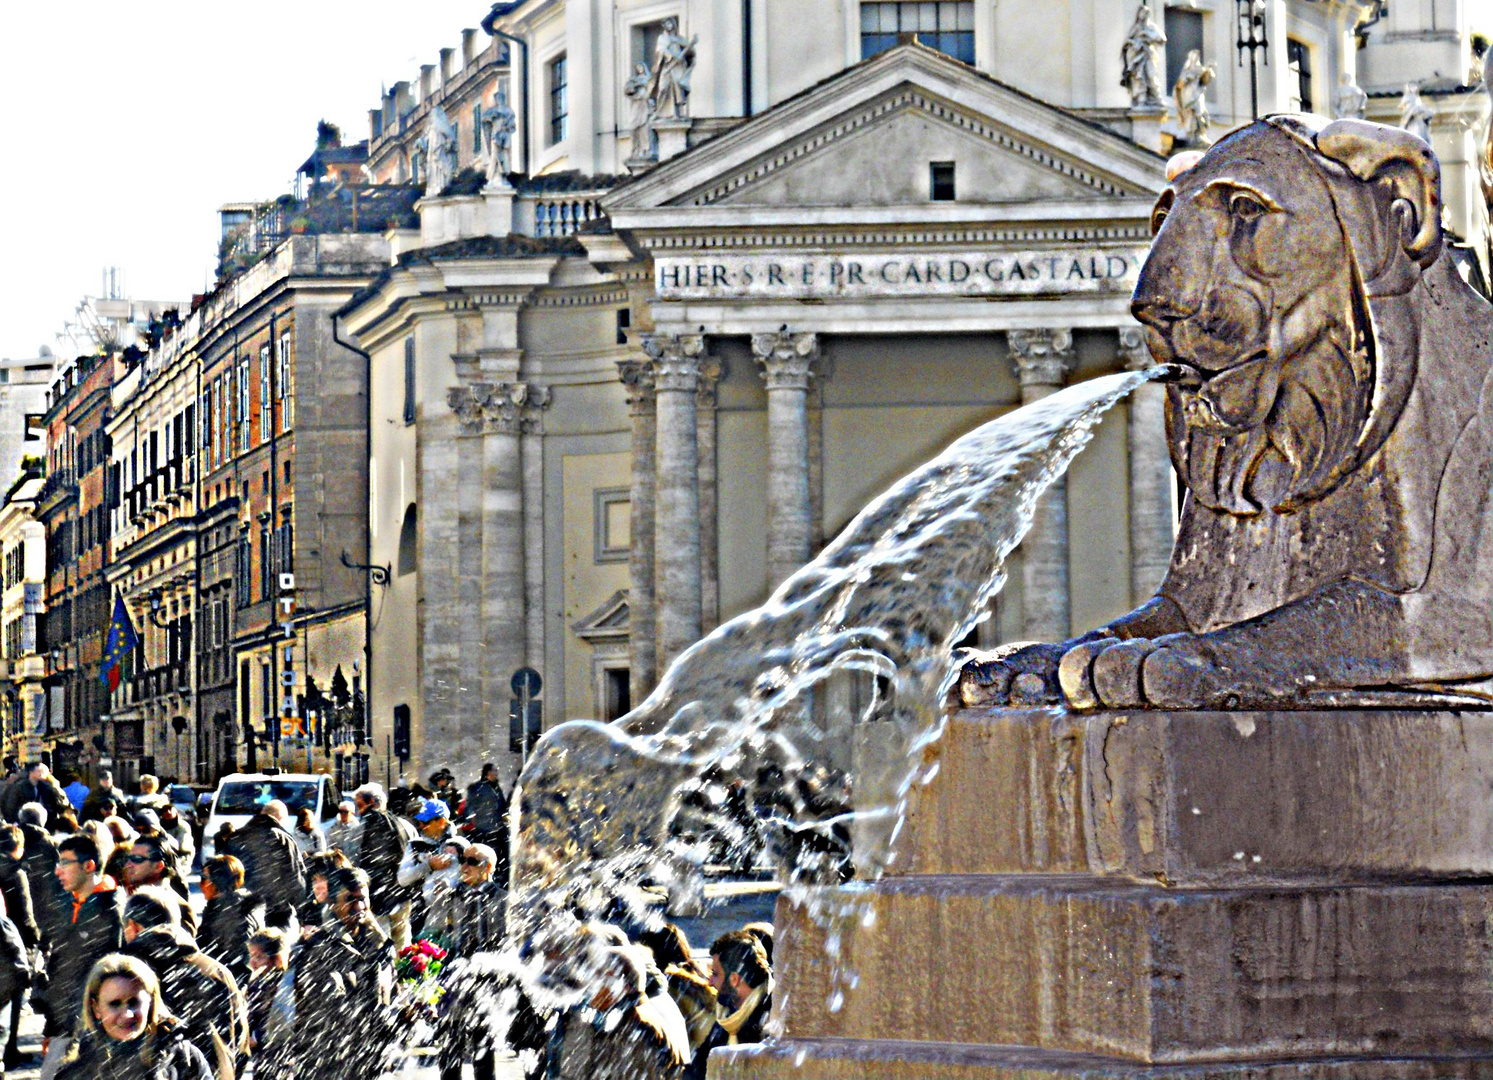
left=236, top=533, right=252, bottom=607
left=930, top=161, right=956, bottom=201
left=199, top=392, right=210, bottom=454
left=1164, top=7, right=1205, bottom=93
left=472, top=105, right=482, bottom=153
left=260, top=523, right=273, bottom=600
left=238, top=357, right=251, bottom=451
left=1287, top=38, right=1312, bottom=112
left=403, top=338, right=416, bottom=424
left=260, top=346, right=272, bottom=443
left=549, top=54, right=569, bottom=145
left=184, top=404, right=195, bottom=459
left=278, top=332, right=294, bottom=429
left=211, top=378, right=222, bottom=468
left=860, top=2, right=974, bottom=64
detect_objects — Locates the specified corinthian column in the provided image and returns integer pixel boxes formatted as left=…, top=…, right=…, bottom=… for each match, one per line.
left=618, top=359, right=658, bottom=698
left=752, top=331, right=818, bottom=591
left=1008, top=328, right=1075, bottom=642
left=643, top=332, right=705, bottom=672
left=1120, top=326, right=1174, bottom=604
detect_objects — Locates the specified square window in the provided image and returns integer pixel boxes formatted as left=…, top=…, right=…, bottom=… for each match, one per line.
left=930, top=161, right=956, bottom=201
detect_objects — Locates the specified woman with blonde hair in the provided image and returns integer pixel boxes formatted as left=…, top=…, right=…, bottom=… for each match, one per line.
left=55, top=953, right=213, bottom=1080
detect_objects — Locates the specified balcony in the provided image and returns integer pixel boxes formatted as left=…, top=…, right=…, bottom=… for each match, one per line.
left=36, top=469, right=76, bottom=509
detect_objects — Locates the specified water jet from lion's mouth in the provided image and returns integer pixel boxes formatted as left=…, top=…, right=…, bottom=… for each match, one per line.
left=498, top=365, right=1166, bottom=1019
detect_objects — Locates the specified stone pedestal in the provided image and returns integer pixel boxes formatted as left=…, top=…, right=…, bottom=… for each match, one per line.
left=713, top=707, right=1493, bottom=1078
left=654, top=117, right=693, bottom=163
left=482, top=183, right=515, bottom=237
left=1128, top=105, right=1168, bottom=155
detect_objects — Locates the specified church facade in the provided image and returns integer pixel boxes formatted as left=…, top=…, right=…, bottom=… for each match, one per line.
left=342, top=0, right=1489, bottom=784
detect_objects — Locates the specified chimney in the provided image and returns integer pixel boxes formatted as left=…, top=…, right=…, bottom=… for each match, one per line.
left=420, top=64, right=436, bottom=102
left=440, top=47, right=455, bottom=86
left=462, top=28, right=478, bottom=66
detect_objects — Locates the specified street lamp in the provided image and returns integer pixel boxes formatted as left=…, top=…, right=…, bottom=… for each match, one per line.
left=145, top=589, right=171, bottom=629
left=1237, top=0, right=1269, bottom=120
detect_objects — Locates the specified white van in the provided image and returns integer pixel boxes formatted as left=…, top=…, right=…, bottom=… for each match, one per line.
left=200, top=772, right=339, bottom=862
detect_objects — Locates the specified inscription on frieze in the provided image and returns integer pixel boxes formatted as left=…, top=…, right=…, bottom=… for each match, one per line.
left=654, top=248, right=1147, bottom=300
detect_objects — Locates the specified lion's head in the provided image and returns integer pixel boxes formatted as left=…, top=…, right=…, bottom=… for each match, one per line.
left=1133, top=116, right=1442, bottom=515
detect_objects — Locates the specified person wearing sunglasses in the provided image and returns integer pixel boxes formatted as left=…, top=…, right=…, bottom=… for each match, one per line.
left=434, top=844, right=506, bottom=1080
left=122, top=830, right=197, bottom=938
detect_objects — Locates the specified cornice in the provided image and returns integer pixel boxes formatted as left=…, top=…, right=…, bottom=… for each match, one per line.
left=632, top=222, right=1153, bottom=251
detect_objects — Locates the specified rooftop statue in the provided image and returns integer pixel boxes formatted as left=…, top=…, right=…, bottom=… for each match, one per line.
left=646, top=17, right=698, bottom=120
left=1400, top=82, right=1434, bottom=142
left=479, top=90, right=517, bottom=185
left=423, top=105, right=459, bottom=198
left=1171, top=49, right=1215, bottom=145
left=962, top=116, right=1493, bottom=712
left=1333, top=71, right=1368, bottom=119
left=624, top=61, right=656, bottom=161
left=1120, top=3, right=1167, bottom=109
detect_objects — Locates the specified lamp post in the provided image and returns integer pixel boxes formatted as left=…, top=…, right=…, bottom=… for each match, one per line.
left=1237, top=0, right=1269, bottom=120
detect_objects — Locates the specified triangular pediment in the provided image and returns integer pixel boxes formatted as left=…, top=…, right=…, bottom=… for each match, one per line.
left=572, top=589, right=630, bottom=641
left=606, top=42, right=1165, bottom=220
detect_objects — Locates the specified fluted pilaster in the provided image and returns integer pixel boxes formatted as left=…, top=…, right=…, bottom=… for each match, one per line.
left=1008, top=328, right=1075, bottom=642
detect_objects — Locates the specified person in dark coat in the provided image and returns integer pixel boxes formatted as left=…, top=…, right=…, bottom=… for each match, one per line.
left=298, top=850, right=351, bottom=935
left=554, top=943, right=690, bottom=1080
left=687, top=931, right=773, bottom=1080
left=352, top=783, right=413, bottom=948
left=462, top=763, right=510, bottom=879
left=294, top=867, right=395, bottom=1080
left=245, top=927, right=294, bottom=1080
left=54, top=953, right=214, bottom=1080
left=14, top=804, right=62, bottom=945
left=1, top=764, right=66, bottom=825
left=79, top=771, right=119, bottom=824
left=198, top=855, right=263, bottom=987
left=40, top=832, right=125, bottom=1038
left=435, top=844, right=508, bottom=1080
left=121, top=888, right=248, bottom=1077
left=0, top=825, right=37, bottom=1068
left=220, top=801, right=305, bottom=929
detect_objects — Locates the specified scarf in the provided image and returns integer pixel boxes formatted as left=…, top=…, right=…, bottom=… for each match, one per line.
left=716, top=978, right=772, bottom=1045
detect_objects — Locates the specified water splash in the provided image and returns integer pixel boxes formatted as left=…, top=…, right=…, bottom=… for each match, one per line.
left=506, top=366, right=1162, bottom=1016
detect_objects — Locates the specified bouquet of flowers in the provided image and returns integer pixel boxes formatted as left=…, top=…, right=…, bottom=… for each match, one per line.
left=394, top=940, right=448, bottom=1025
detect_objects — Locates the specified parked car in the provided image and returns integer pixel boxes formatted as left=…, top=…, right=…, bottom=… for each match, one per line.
left=200, top=772, right=339, bottom=862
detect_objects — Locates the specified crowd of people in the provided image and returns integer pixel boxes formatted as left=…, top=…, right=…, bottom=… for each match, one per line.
left=0, top=761, right=776, bottom=1080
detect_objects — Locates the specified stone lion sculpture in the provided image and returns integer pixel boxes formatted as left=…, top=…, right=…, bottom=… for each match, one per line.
left=962, top=115, right=1493, bottom=711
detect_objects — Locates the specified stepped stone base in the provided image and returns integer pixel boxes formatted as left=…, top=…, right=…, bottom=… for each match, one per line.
left=713, top=1039, right=1493, bottom=1080
left=713, top=708, right=1493, bottom=1079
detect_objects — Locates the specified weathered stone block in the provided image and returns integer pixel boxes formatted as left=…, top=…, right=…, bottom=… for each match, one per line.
left=772, top=877, right=1493, bottom=1062
left=900, top=709, right=1493, bottom=883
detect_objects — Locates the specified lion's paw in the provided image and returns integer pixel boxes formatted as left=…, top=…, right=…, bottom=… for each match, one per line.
left=1058, top=634, right=1225, bottom=710
left=956, top=642, right=1068, bottom=708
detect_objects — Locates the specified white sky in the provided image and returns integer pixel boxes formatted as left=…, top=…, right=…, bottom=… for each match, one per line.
left=0, top=1, right=487, bottom=361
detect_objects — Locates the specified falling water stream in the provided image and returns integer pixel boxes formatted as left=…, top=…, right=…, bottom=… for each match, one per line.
left=402, top=366, right=1164, bottom=1072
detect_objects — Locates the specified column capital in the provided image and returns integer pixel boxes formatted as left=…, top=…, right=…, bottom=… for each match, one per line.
left=1008, top=328, right=1075, bottom=388
left=695, top=357, right=726, bottom=407
left=641, top=331, right=707, bottom=391
left=617, top=358, right=657, bottom=415
left=449, top=380, right=551, bottom=435
left=752, top=330, right=820, bottom=391
left=1117, top=325, right=1153, bottom=372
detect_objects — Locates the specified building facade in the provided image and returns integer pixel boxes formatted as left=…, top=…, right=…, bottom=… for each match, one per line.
left=344, top=0, right=1493, bottom=788
left=0, top=478, right=47, bottom=767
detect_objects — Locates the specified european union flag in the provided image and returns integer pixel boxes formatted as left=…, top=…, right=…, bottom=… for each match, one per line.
left=100, top=592, right=139, bottom=691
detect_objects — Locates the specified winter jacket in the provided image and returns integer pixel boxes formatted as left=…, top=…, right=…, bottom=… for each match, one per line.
left=292, top=824, right=328, bottom=856
left=40, top=876, right=125, bottom=1035
left=355, top=808, right=412, bottom=917
left=20, top=825, right=64, bottom=944
left=221, top=815, right=305, bottom=914
left=0, top=908, right=29, bottom=1004
left=446, top=880, right=506, bottom=959
left=123, top=925, right=250, bottom=1074
left=0, top=854, right=40, bottom=952
left=294, top=919, right=395, bottom=1080
left=199, top=887, right=264, bottom=987
left=1, top=775, right=67, bottom=824
left=555, top=1002, right=688, bottom=1080
left=55, top=1021, right=215, bottom=1080
left=463, top=779, right=511, bottom=879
